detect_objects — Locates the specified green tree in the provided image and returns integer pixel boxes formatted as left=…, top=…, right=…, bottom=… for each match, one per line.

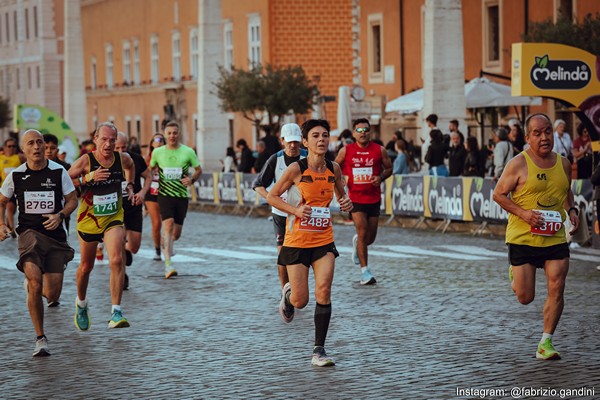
left=213, top=63, right=319, bottom=138
left=524, top=13, right=600, bottom=55
left=0, top=97, right=10, bottom=129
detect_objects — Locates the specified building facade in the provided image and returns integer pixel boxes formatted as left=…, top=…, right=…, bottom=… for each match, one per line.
left=0, top=0, right=64, bottom=142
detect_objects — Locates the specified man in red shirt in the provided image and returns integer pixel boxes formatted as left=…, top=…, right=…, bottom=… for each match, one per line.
left=335, top=118, right=392, bottom=284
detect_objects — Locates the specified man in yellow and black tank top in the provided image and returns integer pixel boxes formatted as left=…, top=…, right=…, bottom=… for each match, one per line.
left=493, top=114, right=579, bottom=361
left=68, top=123, right=136, bottom=331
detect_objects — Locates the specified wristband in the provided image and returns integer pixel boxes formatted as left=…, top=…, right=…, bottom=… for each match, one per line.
left=85, top=171, right=95, bottom=183
left=568, top=207, right=579, bottom=216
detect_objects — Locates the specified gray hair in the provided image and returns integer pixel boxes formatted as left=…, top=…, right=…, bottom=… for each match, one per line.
left=21, top=129, right=43, bottom=146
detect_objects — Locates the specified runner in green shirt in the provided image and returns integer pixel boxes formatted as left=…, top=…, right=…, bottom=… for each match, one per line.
left=150, top=121, right=202, bottom=278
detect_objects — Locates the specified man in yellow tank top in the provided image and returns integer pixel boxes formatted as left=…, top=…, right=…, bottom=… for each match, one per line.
left=493, top=114, right=579, bottom=361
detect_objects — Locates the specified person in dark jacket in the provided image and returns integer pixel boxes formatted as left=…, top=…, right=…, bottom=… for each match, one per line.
left=448, top=132, right=467, bottom=176
left=424, top=129, right=448, bottom=176
left=463, top=136, right=484, bottom=177
left=236, top=139, right=255, bottom=173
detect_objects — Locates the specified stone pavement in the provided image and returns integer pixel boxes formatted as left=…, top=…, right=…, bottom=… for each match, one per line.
left=0, top=211, right=599, bottom=399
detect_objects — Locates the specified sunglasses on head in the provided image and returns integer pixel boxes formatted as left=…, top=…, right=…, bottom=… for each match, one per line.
left=355, top=127, right=370, bottom=133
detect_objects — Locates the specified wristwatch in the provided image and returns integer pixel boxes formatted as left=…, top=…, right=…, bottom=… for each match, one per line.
left=58, top=212, right=66, bottom=220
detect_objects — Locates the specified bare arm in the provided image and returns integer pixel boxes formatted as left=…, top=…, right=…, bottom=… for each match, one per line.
left=134, top=168, right=152, bottom=206
left=333, top=162, right=353, bottom=212
left=182, top=165, right=202, bottom=187
left=68, top=154, right=90, bottom=187
left=254, top=186, right=269, bottom=201
left=334, top=146, right=347, bottom=167
left=42, top=190, right=78, bottom=231
left=492, top=154, right=544, bottom=228
left=0, top=194, right=12, bottom=240
left=561, top=157, right=579, bottom=234
left=267, top=163, right=310, bottom=219
left=371, top=146, right=393, bottom=186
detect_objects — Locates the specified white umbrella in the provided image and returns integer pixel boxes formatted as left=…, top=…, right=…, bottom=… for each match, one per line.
left=385, top=89, right=424, bottom=114
left=385, top=77, right=542, bottom=113
left=465, top=77, right=542, bottom=108
left=337, top=86, right=352, bottom=131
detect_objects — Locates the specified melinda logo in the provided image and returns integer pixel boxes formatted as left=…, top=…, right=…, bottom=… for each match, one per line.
left=530, top=54, right=590, bottom=89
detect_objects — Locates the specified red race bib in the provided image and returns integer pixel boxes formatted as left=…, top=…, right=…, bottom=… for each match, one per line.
left=530, top=210, right=563, bottom=236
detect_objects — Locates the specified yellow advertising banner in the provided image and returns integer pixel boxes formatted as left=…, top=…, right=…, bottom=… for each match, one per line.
left=512, top=43, right=600, bottom=141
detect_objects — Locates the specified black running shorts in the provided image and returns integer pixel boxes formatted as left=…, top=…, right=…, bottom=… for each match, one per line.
left=158, top=195, right=189, bottom=225
left=350, top=201, right=381, bottom=218
left=124, top=204, right=143, bottom=233
left=508, top=242, right=570, bottom=269
left=278, top=242, right=339, bottom=268
left=272, top=214, right=287, bottom=246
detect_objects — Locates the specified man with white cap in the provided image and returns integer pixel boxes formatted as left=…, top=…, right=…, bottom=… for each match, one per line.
left=253, top=123, right=307, bottom=290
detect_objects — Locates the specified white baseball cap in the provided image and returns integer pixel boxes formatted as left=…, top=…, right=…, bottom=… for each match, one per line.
left=281, top=123, right=302, bottom=142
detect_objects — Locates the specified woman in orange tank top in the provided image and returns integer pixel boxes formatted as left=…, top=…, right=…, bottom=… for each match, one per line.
left=267, top=119, right=353, bottom=367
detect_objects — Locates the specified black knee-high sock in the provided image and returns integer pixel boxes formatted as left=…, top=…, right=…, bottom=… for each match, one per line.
left=314, top=302, right=332, bottom=347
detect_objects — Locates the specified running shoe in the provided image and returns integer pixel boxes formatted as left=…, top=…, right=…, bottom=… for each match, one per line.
left=311, top=346, right=335, bottom=367
left=123, top=273, right=129, bottom=291
left=125, top=249, right=133, bottom=266
left=279, top=282, right=294, bottom=323
left=509, top=265, right=514, bottom=282
left=536, top=338, right=561, bottom=360
left=74, top=298, right=90, bottom=331
left=47, top=301, right=60, bottom=308
left=108, top=309, right=130, bottom=329
left=153, top=248, right=161, bottom=261
left=351, top=234, right=359, bottom=265
left=360, top=268, right=376, bottom=285
left=32, top=337, right=50, bottom=357
left=165, top=261, right=178, bottom=279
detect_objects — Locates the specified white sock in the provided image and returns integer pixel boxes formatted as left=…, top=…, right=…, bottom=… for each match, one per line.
left=540, top=332, right=552, bottom=343
left=112, top=305, right=121, bottom=312
left=76, top=297, right=87, bottom=308
left=361, top=266, right=368, bottom=273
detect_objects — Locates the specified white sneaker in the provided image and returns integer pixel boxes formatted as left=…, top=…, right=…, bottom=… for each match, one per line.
left=33, top=337, right=50, bottom=357
left=164, top=262, right=178, bottom=279
left=596, top=265, right=600, bottom=271
left=351, top=234, right=359, bottom=265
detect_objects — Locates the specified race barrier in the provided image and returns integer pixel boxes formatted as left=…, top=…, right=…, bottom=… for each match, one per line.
left=190, top=173, right=595, bottom=225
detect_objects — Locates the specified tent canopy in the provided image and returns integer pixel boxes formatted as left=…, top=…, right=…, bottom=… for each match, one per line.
left=385, top=77, right=542, bottom=114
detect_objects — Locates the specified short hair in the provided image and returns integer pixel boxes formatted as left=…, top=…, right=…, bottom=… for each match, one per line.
left=576, top=123, right=588, bottom=136
left=236, top=138, right=248, bottom=148
left=553, top=119, right=566, bottom=130
left=165, top=121, right=180, bottom=130
left=524, top=113, right=552, bottom=134
left=426, top=114, right=438, bottom=125
left=494, top=127, right=509, bottom=141
left=94, top=122, right=118, bottom=138
left=117, top=131, right=128, bottom=142
left=43, top=133, right=59, bottom=145
left=449, top=119, right=459, bottom=126
left=352, top=118, right=370, bottom=130
left=301, top=119, right=330, bottom=139
left=4, top=137, right=17, bottom=146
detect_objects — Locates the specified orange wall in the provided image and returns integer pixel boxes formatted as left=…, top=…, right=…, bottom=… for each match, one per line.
left=82, top=0, right=199, bottom=147
left=270, top=0, right=353, bottom=128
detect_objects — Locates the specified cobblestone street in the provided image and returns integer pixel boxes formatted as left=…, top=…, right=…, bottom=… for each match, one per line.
left=0, top=211, right=599, bottom=399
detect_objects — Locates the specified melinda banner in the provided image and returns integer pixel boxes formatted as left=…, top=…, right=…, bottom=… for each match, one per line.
left=512, top=43, right=600, bottom=144
left=191, top=173, right=594, bottom=226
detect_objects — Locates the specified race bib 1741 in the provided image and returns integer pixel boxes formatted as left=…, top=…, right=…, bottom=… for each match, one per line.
left=299, top=207, right=331, bottom=232
left=530, top=209, right=563, bottom=236
left=93, top=192, right=118, bottom=216
left=24, top=191, right=55, bottom=214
